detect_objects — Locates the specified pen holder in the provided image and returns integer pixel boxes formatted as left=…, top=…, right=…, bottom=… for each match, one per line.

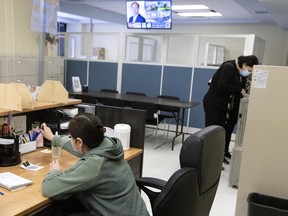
left=82, top=85, right=88, bottom=92
left=0, top=136, right=21, bottom=166
left=19, top=141, right=36, bottom=154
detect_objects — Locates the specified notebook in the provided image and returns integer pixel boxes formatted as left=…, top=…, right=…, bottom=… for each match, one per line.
left=0, top=172, right=33, bottom=191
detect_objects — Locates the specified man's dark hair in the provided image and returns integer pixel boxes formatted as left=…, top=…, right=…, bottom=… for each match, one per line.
left=238, top=55, right=259, bottom=68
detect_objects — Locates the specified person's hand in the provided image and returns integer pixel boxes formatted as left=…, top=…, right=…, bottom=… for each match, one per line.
left=39, top=123, right=54, bottom=141
left=49, top=159, right=61, bottom=172
left=241, top=88, right=248, bottom=97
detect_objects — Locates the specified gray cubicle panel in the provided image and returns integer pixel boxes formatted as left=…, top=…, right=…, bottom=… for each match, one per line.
left=189, top=67, right=217, bottom=128
left=65, top=60, right=88, bottom=92
left=162, top=66, right=192, bottom=125
left=95, top=105, right=146, bottom=177
left=122, top=63, right=162, bottom=96
left=88, top=62, right=118, bottom=91
left=65, top=60, right=216, bottom=129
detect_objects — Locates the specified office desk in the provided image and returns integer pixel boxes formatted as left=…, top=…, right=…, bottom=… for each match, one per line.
left=70, top=91, right=200, bottom=150
left=0, top=147, right=142, bottom=216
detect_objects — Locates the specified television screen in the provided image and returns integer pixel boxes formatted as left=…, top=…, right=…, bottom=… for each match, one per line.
left=126, top=0, right=172, bottom=29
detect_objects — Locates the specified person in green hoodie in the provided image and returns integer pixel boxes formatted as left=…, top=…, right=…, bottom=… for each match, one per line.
left=40, top=112, right=149, bottom=216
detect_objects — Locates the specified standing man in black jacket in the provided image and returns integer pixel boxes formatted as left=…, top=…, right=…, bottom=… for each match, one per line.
left=203, top=55, right=258, bottom=164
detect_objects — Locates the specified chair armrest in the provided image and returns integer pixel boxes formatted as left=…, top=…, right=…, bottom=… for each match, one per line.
left=136, top=177, right=167, bottom=190
left=136, top=177, right=167, bottom=210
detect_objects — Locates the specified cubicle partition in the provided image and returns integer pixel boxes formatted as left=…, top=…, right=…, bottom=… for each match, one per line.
left=122, top=63, right=162, bottom=96
left=65, top=60, right=88, bottom=91
left=190, top=68, right=217, bottom=128
left=162, top=66, right=193, bottom=126
left=65, top=60, right=218, bottom=129
left=89, top=62, right=118, bottom=91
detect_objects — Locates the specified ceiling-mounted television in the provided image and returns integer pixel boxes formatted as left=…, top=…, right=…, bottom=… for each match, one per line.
left=126, top=0, right=172, bottom=29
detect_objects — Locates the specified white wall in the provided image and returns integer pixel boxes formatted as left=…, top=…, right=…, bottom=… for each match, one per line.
left=86, top=23, right=288, bottom=66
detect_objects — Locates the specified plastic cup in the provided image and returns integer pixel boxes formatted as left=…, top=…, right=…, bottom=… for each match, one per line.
left=51, top=145, right=61, bottom=160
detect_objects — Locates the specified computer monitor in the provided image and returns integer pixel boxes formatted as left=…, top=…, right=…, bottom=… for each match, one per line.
left=126, top=0, right=172, bottom=29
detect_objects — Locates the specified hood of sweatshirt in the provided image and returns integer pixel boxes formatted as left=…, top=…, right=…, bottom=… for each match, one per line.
left=86, top=137, right=124, bottom=161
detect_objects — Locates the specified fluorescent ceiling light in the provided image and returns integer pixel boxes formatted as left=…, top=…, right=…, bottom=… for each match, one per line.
left=178, top=12, right=222, bottom=17
left=57, top=11, right=89, bottom=21
left=172, top=5, right=208, bottom=10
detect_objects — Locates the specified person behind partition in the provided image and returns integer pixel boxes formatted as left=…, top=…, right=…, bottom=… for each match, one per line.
left=203, top=55, right=259, bottom=165
left=129, top=2, right=146, bottom=23
left=40, top=112, right=149, bottom=216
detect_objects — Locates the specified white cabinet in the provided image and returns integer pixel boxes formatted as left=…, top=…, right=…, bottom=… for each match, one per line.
left=8, top=75, right=38, bottom=86
left=13, top=57, right=38, bottom=76
left=0, top=57, right=38, bottom=85
left=0, top=56, right=65, bottom=85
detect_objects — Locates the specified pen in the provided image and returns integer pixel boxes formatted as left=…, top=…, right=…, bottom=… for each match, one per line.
left=22, top=135, right=27, bottom=144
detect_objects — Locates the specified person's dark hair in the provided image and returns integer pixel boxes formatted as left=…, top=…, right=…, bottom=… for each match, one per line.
left=68, top=113, right=106, bottom=149
left=238, top=55, right=259, bottom=68
left=131, top=2, right=139, bottom=8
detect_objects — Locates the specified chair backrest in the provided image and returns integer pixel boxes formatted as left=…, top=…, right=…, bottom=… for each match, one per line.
left=180, top=125, right=225, bottom=194
left=99, top=97, right=125, bottom=107
left=157, top=95, right=180, bottom=113
left=153, top=125, right=225, bottom=216
left=130, top=101, right=158, bottom=125
left=100, top=89, right=119, bottom=93
left=98, top=89, right=123, bottom=106
left=126, top=91, right=146, bottom=96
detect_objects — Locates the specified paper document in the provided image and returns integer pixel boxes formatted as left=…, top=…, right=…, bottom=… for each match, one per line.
left=0, top=172, right=33, bottom=191
left=21, top=163, right=44, bottom=172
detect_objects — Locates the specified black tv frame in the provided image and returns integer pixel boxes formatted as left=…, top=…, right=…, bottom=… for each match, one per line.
left=126, top=0, right=172, bottom=30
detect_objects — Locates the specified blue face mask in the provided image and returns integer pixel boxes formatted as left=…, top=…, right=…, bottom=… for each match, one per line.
left=240, top=69, right=251, bottom=77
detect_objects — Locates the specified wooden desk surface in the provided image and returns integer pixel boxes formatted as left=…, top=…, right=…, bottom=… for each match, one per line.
left=0, top=147, right=142, bottom=216
left=0, top=98, right=82, bottom=117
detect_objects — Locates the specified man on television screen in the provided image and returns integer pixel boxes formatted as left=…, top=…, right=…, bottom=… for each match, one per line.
left=129, top=2, right=146, bottom=23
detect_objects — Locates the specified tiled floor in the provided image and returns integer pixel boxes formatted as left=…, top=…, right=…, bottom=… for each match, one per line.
left=141, top=128, right=238, bottom=216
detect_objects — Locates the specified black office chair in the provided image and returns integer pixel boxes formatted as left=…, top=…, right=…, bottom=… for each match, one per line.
left=72, top=95, right=97, bottom=104
left=157, top=95, right=181, bottom=138
left=98, top=89, right=124, bottom=107
left=130, top=101, right=165, bottom=147
left=100, top=89, right=119, bottom=93
left=98, top=97, right=125, bottom=107
left=136, top=125, right=225, bottom=216
left=126, top=91, right=146, bottom=96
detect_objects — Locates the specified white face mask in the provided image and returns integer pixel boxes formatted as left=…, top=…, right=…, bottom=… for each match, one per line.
left=240, top=69, right=251, bottom=77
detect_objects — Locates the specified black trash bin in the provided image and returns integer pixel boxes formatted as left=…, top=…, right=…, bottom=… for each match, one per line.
left=248, top=193, right=288, bottom=216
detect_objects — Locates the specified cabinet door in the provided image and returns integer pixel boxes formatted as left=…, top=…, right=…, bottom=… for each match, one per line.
left=13, top=57, right=38, bottom=76
left=44, top=57, right=64, bottom=83
left=8, top=75, right=38, bottom=86
left=0, top=58, right=9, bottom=77
left=44, top=57, right=63, bottom=75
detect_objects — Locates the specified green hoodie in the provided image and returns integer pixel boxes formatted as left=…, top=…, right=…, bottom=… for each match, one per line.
left=42, top=135, right=149, bottom=216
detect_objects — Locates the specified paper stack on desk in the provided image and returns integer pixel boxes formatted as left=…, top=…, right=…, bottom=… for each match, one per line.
left=0, top=172, right=33, bottom=191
